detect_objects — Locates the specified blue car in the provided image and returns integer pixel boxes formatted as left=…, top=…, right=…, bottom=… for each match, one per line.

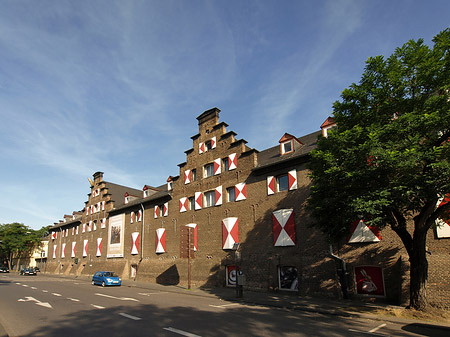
left=92, top=271, right=122, bottom=287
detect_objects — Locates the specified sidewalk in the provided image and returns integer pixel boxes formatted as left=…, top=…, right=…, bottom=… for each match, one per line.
left=119, top=278, right=450, bottom=330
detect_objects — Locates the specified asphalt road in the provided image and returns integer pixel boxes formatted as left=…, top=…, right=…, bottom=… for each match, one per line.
left=0, top=273, right=446, bottom=336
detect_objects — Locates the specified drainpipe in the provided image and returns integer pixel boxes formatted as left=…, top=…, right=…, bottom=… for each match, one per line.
left=329, top=244, right=349, bottom=299
left=140, top=203, right=145, bottom=262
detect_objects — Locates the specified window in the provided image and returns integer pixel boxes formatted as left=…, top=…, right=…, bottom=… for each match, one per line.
left=227, top=187, right=235, bottom=202
left=192, top=169, right=197, bottom=181
left=281, top=140, right=293, bottom=155
left=204, top=163, right=214, bottom=178
left=205, top=140, right=212, bottom=151
left=189, top=197, right=195, bottom=210
left=204, top=190, right=215, bottom=207
left=222, top=157, right=229, bottom=172
left=144, top=189, right=150, bottom=198
left=277, top=174, right=289, bottom=192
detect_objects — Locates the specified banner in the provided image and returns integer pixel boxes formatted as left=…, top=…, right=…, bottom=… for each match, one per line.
left=107, top=213, right=125, bottom=258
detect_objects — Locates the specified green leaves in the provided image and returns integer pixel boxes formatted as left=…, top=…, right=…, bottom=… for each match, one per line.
left=308, top=29, right=450, bottom=241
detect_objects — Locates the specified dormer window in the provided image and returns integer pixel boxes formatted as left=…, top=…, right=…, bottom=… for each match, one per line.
left=279, top=133, right=302, bottom=155
left=143, top=190, right=150, bottom=198
left=167, top=181, right=173, bottom=191
left=125, top=192, right=130, bottom=204
left=281, top=140, right=293, bottom=155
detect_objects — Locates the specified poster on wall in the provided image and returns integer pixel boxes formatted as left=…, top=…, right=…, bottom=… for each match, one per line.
left=278, top=266, right=299, bottom=291
left=107, top=213, right=125, bottom=258
left=354, top=266, right=385, bottom=296
left=226, top=265, right=236, bottom=287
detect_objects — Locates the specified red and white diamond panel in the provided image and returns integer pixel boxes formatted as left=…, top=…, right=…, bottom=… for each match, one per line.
left=180, top=197, right=188, bottom=213
left=61, top=243, right=66, bottom=258
left=222, top=217, right=239, bottom=250
left=348, top=220, right=381, bottom=243
left=235, top=183, right=247, bottom=201
left=156, top=228, right=166, bottom=253
left=272, top=209, right=296, bottom=246
left=83, top=240, right=88, bottom=257
left=96, top=238, right=103, bottom=257
left=71, top=242, right=76, bottom=258
left=436, top=195, right=450, bottom=238
left=53, top=245, right=57, bottom=259
left=131, top=232, right=140, bottom=255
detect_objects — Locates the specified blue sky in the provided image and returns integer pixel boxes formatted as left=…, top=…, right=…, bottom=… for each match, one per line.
left=0, top=0, right=449, bottom=230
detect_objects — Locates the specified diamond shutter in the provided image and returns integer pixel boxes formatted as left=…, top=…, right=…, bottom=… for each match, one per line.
left=267, top=176, right=275, bottom=195
left=288, top=169, right=298, bottom=190
left=228, top=153, right=237, bottom=170
left=96, top=238, right=103, bottom=257
left=156, top=228, right=166, bottom=253
left=215, top=186, right=223, bottom=206
left=211, top=136, right=216, bottom=149
left=179, top=197, right=188, bottom=213
left=154, top=206, right=159, bottom=219
left=101, top=218, right=106, bottom=228
left=83, top=240, right=88, bottom=257
left=195, top=192, right=203, bottom=210
left=71, top=242, right=76, bottom=258
left=53, top=245, right=57, bottom=259
left=235, top=183, right=247, bottom=201
left=163, top=202, right=169, bottom=217
left=214, top=158, right=221, bottom=175
left=222, top=217, right=239, bottom=250
left=272, top=209, right=296, bottom=246
left=131, top=232, right=140, bottom=255
left=131, top=211, right=135, bottom=223
left=184, top=169, right=191, bottom=184
left=61, top=243, right=66, bottom=258
left=137, top=210, right=142, bottom=222
left=199, top=142, right=205, bottom=154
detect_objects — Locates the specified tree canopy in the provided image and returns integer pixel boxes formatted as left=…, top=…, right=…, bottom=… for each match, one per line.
left=308, top=29, right=450, bottom=310
left=0, top=223, right=49, bottom=269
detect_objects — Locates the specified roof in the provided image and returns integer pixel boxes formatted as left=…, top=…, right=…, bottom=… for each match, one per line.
left=253, top=130, right=321, bottom=173
left=103, top=181, right=142, bottom=208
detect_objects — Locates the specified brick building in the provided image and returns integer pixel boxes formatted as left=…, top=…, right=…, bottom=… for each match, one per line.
left=47, top=108, right=449, bottom=308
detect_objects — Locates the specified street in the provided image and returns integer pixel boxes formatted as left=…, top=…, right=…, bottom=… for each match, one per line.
left=0, top=273, right=447, bottom=336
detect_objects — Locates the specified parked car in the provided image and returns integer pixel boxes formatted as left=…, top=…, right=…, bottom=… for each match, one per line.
left=0, top=266, right=9, bottom=273
left=34, top=266, right=40, bottom=272
left=92, top=271, right=121, bottom=287
left=20, top=268, right=37, bottom=276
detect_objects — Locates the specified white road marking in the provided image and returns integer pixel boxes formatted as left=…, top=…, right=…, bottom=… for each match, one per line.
left=52, top=293, right=62, bottom=297
left=15, top=283, right=21, bottom=285
left=95, top=293, right=139, bottom=302
left=209, top=303, right=241, bottom=308
left=91, top=304, right=105, bottom=309
left=119, top=313, right=142, bottom=321
left=18, top=296, right=53, bottom=309
left=163, top=327, right=201, bottom=337
left=22, top=284, right=29, bottom=287
left=42, top=290, right=49, bottom=293
left=31, top=287, right=37, bottom=290
left=138, top=292, right=169, bottom=296
left=348, top=329, right=385, bottom=336
left=369, top=324, right=387, bottom=333
left=67, top=298, right=80, bottom=302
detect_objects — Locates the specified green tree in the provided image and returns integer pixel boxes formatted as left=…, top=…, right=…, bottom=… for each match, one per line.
left=0, top=223, right=49, bottom=270
left=308, top=29, right=450, bottom=311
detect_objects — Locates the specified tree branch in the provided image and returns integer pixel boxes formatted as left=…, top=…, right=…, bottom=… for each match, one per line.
left=390, top=209, right=413, bottom=257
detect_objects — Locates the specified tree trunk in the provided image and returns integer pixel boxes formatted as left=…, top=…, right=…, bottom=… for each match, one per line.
left=409, top=229, right=428, bottom=310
